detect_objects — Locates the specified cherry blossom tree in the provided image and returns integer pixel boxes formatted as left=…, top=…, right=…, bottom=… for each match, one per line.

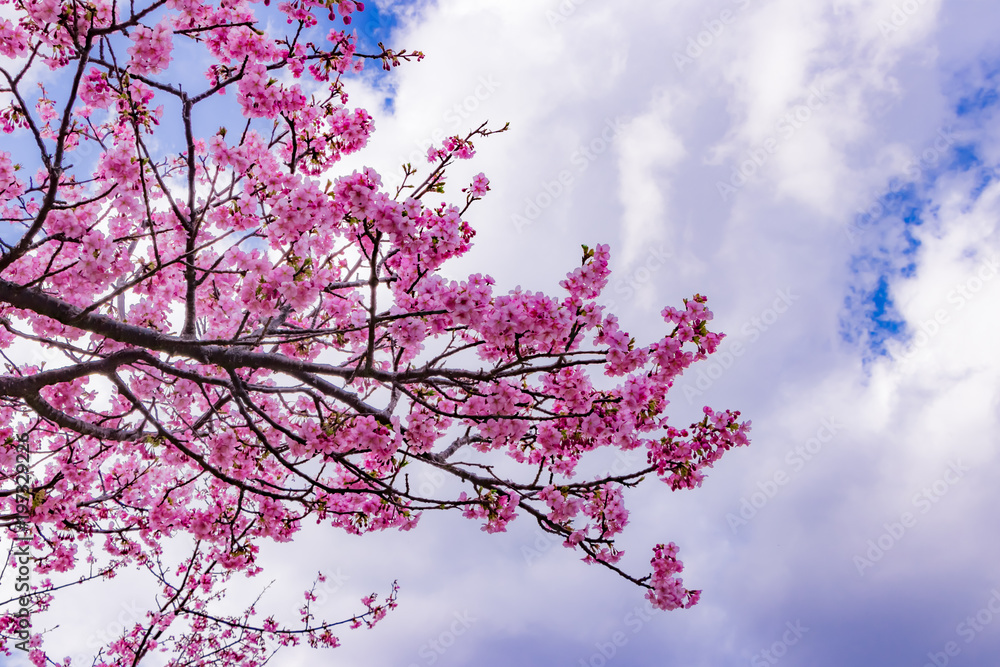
left=0, top=0, right=750, bottom=663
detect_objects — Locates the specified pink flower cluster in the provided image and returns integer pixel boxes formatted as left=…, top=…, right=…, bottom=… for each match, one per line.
left=237, top=62, right=307, bottom=118
left=0, top=151, right=26, bottom=218
left=78, top=67, right=114, bottom=111
left=460, top=490, right=521, bottom=533
left=0, top=18, right=28, bottom=58
left=127, top=20, right=174, bottom=75
left=539, top=485, right=584, bottom=523
left=468, top=172, right=489, bottom=197
left=646, top=543, right=700, bottom=610
left=427, top=135, right=476, bottom=162
left=648, top=407, right=751, bottom=490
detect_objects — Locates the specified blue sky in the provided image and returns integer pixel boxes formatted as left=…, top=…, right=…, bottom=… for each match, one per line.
left=6, top=0, right=1000, bottom=666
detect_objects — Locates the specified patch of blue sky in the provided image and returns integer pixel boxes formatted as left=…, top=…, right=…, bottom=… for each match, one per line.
left=840, top=168, right=932, bottom=360
left=950, top=143, right=980, bottom=171
left=967, top=169, right=996, bottom=204
left=841, top=261, right=909, bottom=361
left=348, top=3, right=412, bottom=114
left=349, top=2, right=399, bottom=55
left=841, top=196, right=945, bottom=361
left=841, top=60, right=1000, bottom=363
left=956, top=86, right=999, bottom=117
left=866, top=275, right=904, bottom=335
left=0, top=55, right=92, bottom=180
left=949, top=53, right=1000, bottom=122
left=954, top=145, right=999, bottom=204
left=0, top=56, right=83, bottom=245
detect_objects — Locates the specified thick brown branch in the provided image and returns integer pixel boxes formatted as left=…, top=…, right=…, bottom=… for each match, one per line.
left=25, top=394, right=147, bottom=441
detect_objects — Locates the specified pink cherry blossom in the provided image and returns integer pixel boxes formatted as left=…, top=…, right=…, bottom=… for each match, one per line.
left=0, top=1, right=750, bottom=662
left=127, top=20, right=174, bottom=75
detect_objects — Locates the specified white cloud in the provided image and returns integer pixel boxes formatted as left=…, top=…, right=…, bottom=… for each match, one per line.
left=324, top=0, right=1000, bottom=663
left=615, top=89, right=687, bottom=265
